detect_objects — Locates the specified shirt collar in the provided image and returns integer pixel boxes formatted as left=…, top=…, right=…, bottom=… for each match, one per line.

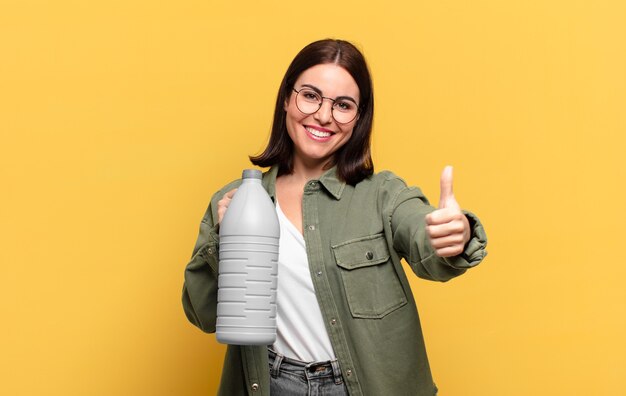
left=263, top=165, right=346, bottom=201
left=318, top=166, right=346, bottom=200
left=262, top=165, right=279, bottom=201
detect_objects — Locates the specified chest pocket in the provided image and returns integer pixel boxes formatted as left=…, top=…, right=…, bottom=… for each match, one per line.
left=332, top=233, right=407, bottom=319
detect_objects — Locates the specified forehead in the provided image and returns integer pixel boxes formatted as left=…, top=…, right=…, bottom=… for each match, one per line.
left=295, top=64, right=360, bottom=97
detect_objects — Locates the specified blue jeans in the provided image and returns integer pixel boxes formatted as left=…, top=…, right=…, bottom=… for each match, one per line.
left=268, top=348, right=348, bottom=396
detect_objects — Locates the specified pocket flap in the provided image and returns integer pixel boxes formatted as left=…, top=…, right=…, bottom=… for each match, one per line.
left=332, top=234, right=390, bottom=270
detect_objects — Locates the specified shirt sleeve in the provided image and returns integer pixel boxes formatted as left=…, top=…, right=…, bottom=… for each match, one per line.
left=181, top=194, right=221, bottom=333
left=386, top=175, right=488, bottom=282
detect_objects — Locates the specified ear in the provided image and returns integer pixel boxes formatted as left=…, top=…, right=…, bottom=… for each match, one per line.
left=283, top=91, right=292, bottom=112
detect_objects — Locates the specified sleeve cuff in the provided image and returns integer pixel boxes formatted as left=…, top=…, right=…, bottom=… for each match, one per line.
left=197, top=222, right=220, bottom=274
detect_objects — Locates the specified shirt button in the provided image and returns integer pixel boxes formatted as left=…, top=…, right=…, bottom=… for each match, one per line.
left=330, top=318, right=337, bottom=325
left=365, top=251, right=374, bottom=260
left=316, top=271, right=322, bottom=276
left=346, top=369, right=353, bottom=377
left=310, top=181, right=317, bottom=187
left=251, top=383, right=259, bottom=392
left=207, top=247, right=214, bottom=254
left=308, top=225, right=315, bottom=231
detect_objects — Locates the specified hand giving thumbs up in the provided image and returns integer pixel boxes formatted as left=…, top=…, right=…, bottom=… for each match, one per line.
left=425, top=166, right=471, bottom=257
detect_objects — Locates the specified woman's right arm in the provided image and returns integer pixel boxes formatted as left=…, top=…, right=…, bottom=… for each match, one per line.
left=181, top=188, right=236, bottom=333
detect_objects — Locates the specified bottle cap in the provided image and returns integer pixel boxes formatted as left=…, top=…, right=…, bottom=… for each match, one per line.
left=242, top=169, right=262, bottom=179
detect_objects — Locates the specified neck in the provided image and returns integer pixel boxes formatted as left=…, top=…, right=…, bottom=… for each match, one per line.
left=290, top=155, right=332, bottom=182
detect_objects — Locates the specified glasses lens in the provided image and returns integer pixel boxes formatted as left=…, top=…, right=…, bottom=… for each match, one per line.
left=296, top=89, right=322, bottom=114
left=295, top=88, right=359, bottom=124
left=332, top=99, right=358, bottom=124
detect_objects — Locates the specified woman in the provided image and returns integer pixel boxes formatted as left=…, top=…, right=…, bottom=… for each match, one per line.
left=182, top=39, right=487, bottom=396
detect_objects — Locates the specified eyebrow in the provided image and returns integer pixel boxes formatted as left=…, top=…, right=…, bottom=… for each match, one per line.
left=299, top=83, right=358, bottom=104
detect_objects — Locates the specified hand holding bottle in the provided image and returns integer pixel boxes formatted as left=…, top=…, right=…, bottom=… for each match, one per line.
left=217, top=189, right=237, bottom=224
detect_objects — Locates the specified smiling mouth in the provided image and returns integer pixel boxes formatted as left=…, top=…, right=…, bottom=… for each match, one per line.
left=305, top=126, right=334, bottom=138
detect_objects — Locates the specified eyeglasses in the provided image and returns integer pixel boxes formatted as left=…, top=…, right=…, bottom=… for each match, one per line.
left=292, top=87, right=359, bottom=124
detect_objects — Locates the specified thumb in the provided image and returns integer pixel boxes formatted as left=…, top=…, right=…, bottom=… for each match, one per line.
left=439, top=165, right=459, bottom=209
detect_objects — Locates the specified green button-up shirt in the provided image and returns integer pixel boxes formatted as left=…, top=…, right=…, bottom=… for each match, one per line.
left=182, top=165, right=488, bottom=396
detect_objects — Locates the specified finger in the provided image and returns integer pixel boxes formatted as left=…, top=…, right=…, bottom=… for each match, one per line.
left=426, top=220, right=465, bottom=238
left=218, top=206, right=226, bottom=224
left=425, top=208, right=463, bottom=226
left=217, top=189, right=237, bottom=224
left=224, top=188, right=237, bottom=200
left=434, top=245, right=464, bottom=258
left=439, top=166, right=454, bottom=209
left=217, top=189, right=236, bottom=209
left=429, top=233, right=466, bottom=249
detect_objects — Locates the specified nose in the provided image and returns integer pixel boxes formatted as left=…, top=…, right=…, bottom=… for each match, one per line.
left=314, top=99, right=333, bottom=125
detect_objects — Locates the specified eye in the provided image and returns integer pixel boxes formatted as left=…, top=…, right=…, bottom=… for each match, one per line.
left=300, top=89, right=321, bottom=102
left=334, top=100, right=355, bottom=112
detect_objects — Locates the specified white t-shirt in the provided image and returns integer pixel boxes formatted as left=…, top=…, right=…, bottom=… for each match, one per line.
left=272, top=202, right=336, bottom=362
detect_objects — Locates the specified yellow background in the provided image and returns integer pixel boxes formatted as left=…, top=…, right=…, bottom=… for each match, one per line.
left=1, top=0, right=625, bottom=395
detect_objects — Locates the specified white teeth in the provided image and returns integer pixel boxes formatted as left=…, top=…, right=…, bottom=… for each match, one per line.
left=305, top=126, right=332, bottom=138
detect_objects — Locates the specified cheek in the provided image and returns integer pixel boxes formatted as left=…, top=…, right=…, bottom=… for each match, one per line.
left=340, top=125, right=355, bottom=139
left=285, top=101, right=305, bottom=123
left=284, top=111, right=303, bottom=141
left=338, top=126, right=356, bottom=147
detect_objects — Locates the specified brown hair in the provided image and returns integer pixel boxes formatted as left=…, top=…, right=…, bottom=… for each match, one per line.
left=249, top=39, right=374, bottom=185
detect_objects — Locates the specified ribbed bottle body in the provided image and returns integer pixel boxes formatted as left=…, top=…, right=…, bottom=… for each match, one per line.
left=216, top=235, right=278, bottom=344
left=216, top=169, right=280, bottom=345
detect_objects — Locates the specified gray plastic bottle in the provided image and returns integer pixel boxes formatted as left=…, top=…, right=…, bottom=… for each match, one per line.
left=216, top=169, right=280, bottom=345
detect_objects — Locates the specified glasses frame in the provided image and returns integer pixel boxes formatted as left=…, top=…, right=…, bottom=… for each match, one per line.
left=292, top=87, right=360, bottom=124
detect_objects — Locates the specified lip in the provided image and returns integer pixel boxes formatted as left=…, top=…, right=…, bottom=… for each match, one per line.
left=305, top=124, right=334, bottom=133
left=303, top=124, right=335, bottom=142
